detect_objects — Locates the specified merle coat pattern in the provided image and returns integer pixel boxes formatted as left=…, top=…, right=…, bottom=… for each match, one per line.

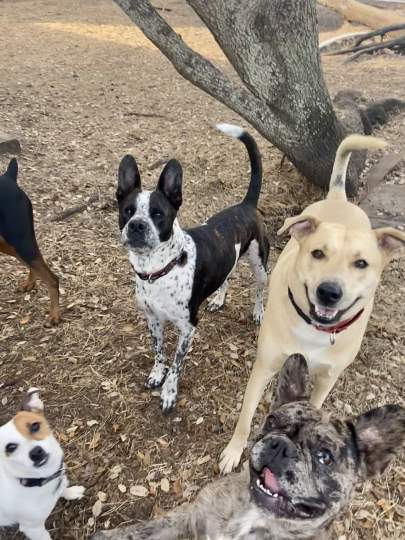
left=116, top=124, right=269, bottom=413
left=91, top=355, right=405, bottom=540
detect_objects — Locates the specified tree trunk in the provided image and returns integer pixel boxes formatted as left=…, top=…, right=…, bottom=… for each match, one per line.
left=112, top=0, right=364, bottom=193
left=319, top=0, right=405, bottom=30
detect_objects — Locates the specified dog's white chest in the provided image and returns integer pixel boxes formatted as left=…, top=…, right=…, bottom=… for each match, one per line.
left=0, top=474, right=63, bottom=527
left=131, top=234, right=196, bottom=324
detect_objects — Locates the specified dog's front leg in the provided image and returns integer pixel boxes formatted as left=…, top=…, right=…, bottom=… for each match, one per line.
left=220, top=359, right=277, bottom=474
left=19, top=523, right=51, bottom=540
left=160, top=322, right=195, bottom=414
left=145, top=315, right=168, bottom=389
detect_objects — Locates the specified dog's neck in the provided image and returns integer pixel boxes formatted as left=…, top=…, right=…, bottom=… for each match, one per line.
left=128, top=219, right=186, bottom=275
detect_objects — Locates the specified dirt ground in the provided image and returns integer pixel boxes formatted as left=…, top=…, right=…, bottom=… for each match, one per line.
left=0, top=1, right=404, bottom=538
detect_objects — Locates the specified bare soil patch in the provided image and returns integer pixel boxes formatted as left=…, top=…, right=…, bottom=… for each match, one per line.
left=0, top=1, right=404, bottom=538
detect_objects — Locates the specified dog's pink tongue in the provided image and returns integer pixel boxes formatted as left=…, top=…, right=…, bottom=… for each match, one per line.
left=263, top=467, right=280, bottom=493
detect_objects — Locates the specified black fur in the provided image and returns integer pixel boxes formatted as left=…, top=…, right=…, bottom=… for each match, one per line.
left=0, top=159, right=39, bottom=263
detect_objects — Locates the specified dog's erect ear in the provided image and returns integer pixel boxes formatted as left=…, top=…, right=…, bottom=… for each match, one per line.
left=117, top=155, right=141, bottom=202
left=20, top=388, right=44, bottom=415
left=277, top=215, right=320, bottom=241
left=157, top=159, right=183, bottom=211
left=374, top=227, right=405, bottom=265
left=352, top=405, right=405, bottom=478
left=5, top=158, right=18, bottom=181
left=274, top=354, right=311, bottom=408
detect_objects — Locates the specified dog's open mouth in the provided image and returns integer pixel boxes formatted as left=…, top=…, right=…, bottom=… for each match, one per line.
left=313, top=304, right=339, bottom=323
left=250, top=467, right=326, bottom=519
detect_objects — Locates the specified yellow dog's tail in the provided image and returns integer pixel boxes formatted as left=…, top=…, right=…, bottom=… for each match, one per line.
left=328, top=134, right=387, bottom=200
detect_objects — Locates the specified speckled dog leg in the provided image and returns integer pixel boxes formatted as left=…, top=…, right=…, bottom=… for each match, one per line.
left=145, top=315, right=168, bottom=389
left=160, top=324, right=195, bottom=413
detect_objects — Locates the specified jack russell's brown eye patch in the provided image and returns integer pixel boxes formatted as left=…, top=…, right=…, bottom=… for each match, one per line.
left=13, top=411, right=51, bottom=441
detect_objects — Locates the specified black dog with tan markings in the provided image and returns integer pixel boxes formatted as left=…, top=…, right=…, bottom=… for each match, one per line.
left=92, top=354, right=405, bottom=540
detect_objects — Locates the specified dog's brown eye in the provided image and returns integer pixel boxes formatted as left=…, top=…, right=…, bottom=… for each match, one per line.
left=30, top=422, right=41, bottom=434
left=316, top=449, right=334, bottom=466
left=5, top=443, right=18, bottom=454
left=311, top=249, right=325, bottom=260
left=354, top=259, right=368, bottom=269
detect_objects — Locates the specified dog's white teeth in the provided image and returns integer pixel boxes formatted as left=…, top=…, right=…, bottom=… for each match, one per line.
left=315, top=305, right=338, bottom=319
left=257, top=479, right=280, bottom=498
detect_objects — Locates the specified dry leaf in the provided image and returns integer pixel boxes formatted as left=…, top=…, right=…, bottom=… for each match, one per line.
left=97, top=491, right=107, bottom=502
left=160, top=478, right=170, bottom=493
left=87, top=420, right=99, bottom=427
left=197, top=455, right=211, bottom=465
left=109, top=464, right=122, bottom=479
left=92, top=499, right=103, bottom=518
left=89, top=431, right=101, bottom=450
left=130, top=485, right=148, bottom=497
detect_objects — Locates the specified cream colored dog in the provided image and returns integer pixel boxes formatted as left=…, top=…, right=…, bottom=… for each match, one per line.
left=220, top=134, right=405, bottom=474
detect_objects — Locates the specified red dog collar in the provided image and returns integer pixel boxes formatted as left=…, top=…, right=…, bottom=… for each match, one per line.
left=288, top=288, right=364, bottom=344
left=135, top=251, right=187, bottom=283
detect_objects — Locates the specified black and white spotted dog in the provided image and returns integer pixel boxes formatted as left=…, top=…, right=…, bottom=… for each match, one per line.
left=117, top=124, right=269, bottom=413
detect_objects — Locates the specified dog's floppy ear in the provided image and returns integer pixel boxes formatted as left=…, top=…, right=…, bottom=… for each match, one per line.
left=157, top=159, right=183, bottom=211
left=117, top=155, right=141, bottom=202
left=374, top=227, right=405, bottom=265
left=5, top=158, right=18, bottom=181
left=352, top=404, right=405, bottom=478
left=274, top=354, right=311, bottom=408
left=277, top=214, right=320, bottom=241
left=20, top=388, right=44, bottom=415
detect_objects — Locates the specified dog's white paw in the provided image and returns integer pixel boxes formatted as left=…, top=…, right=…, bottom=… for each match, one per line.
left=207, top=295, right=225, bottom=312
left=219, top=438, right=246, bottom=474
left=252, top=303, right=264, bottom=326
left=160, top=372, right=178, bottom=414
left=145, top=363, right=168, bottom=389
left=63, top=485, right=85, bottom=500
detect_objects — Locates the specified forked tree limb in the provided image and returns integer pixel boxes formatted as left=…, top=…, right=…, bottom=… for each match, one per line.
left=112, top=0, right=293, bottom=145
left=345, top=36, right=405, bottom=62
left=318, top=0, right=405, bottom=29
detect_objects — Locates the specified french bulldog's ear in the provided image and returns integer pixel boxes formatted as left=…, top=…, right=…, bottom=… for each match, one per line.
left=374, top=227, right=405, bottom=265
left=277, top=214, right=320, bottom=241
left=157, top=159, right=183, bottom=211
left=352, top=404, right=405, bottom=478
left=5, top=158, right=18, bottom=181
left=274, top=354, right=311, bottom=408
left=117, top=155, right=141, bottom=202
left=21, top=388, right=44, bottom=414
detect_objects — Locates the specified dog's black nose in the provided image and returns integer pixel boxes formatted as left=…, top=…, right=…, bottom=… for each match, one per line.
left=29, top=445, right=47, bottom=465
left=316, top=281, right=343, bottom=306
left=128, top=220, right=146, bottom=234
left=266, top=436, right=297, bottom=462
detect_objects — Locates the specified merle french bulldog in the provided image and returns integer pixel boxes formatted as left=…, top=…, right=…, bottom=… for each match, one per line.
left=92, top=354, right=405, bottom=539
left=116, top=124, right=269, bottom=413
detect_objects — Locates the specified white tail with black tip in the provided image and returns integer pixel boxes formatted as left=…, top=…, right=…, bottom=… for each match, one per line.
left=216, top=123, right=263, bottom=206
left=328, top=134, right=387, bottom=201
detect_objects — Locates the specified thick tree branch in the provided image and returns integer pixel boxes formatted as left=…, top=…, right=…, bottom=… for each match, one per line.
left=319, top=0, right=405, bottom=30
left=112, top=0, right=294, bottom=144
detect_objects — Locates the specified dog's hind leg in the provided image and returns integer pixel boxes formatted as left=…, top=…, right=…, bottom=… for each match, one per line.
left=145, top=315, right=168, bottom=389
left=0, top=237, right=37, bottom=292
left=207, top=243, right=241, bottom=313
left=207, top=278, right=230, bottom=312
left=248, top=238, right=268, bottom=325
left=28, top=254, right=60, bottom=325
left=160, top=322, right=195, bottom=414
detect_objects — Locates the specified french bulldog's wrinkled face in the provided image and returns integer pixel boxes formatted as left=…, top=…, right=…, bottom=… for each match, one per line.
left=249, top=354, right=405, bottom=533
left=0, top=389, right=63, bottom=479
left=278, top=216, right=405, bottom=326
left=116, top=155, right=182, bottom=252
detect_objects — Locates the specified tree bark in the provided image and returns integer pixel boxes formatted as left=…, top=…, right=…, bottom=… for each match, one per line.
left=319, top=0, right=405, bottom=30
left=112, top=0, right=364, bottom=193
